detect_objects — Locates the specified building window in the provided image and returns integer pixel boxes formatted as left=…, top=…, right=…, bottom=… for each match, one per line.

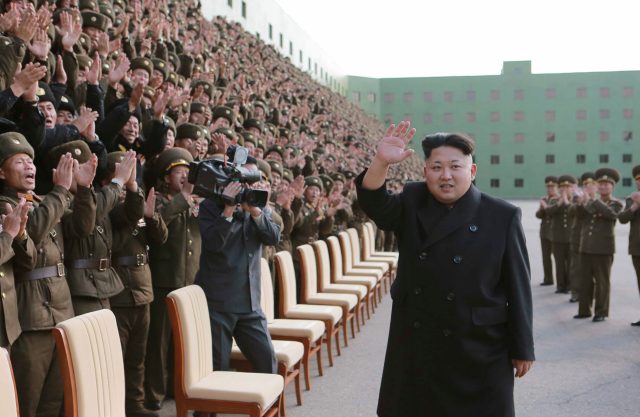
left=289, top=41, right=293, bottom=55
left=466, top=90, right=476, bottom=102
left=367, top=93, right=376, bottom=103
left=352, top=92, right=360, bottom=102
left=623, top=87, right=634, bottom=97
left=228, top=0, right=233, bottom=7
left=383, top=114, right=393, bottom=124
left=490, top=179, right=500, bottom=188
left=600, top=154, right=609, bottom=163
left=384, top=93, right=395, bottom=103
left=514, top=155, right=524, bottom=164
left=268, top=24, right=273, bottom=39
left=576, top=131, right=586, bottom=142
left=576, top=87, right=587, bottom=98
left=314, top=62, right=317, bottom=74
left=514, top=178, right=524, bottom=188
left=599, top=109, right=610, bottom=119
left=490, top=112, right=500, bottom=122
left=546, top=154, right=555, bottom=164
left=466, top=112, right=476, bottom=123
left=241, top=1, right=247, bottom=18
left=403, top=92, right=413, bottom=103
left=546, top=132, right=555, bottom=142
left=624, top=109, right=633, bottom=119
left=423, top=92, right=433, bottom=102
left=623, top=154, right=632, bottom=163
left=515, top=133, right=525, bottom=143
left=576, top=110, right=587, bottom=120
left=545, top=88, right=556, bottom=99
left=624, top=131, right=633, bottom=141
left=545, top=111, right=556, bottom=122
left=514, top=89, right=524, bottom=100
left=490, top=133, right=500, bottom=144
left=514, top=111, right=524, bottom=121
left=600, top=131, right=609, bottom=142
left=600, top=87, right=610, bottom=98
left=279, top=33, right=283, bottom=48
left=443, top=113, right=453, bottom=124
left=490, top=155, right=500, bottom=164
left=424, top=113, right=433, bottom=124
left=308, top=58, right=311, bottom=70
left=444, top=91, right=453, bottom=102
left=576, top=154, right=586, bottom=164
left=490, top=89, right=500, bottom=100
left=623, top=178, right=632, bottom=187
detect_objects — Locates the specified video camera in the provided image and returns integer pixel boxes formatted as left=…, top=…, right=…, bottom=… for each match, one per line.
left=187, top=145, right=269, bottom=208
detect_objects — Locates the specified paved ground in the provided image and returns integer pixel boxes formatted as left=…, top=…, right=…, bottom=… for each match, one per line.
left=159, top=200, right=640, bottom=417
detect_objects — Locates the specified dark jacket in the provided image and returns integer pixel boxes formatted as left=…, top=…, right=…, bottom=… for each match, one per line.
left=356, top=174, right=534, bottom=417
left=618, top=197, right=640, bottom=256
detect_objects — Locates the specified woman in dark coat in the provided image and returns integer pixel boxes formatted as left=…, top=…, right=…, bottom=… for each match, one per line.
left=356, top=121, right=535, bottom=417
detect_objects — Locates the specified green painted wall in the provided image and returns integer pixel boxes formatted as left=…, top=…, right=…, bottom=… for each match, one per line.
left=347, top=61, right=639, bottom=199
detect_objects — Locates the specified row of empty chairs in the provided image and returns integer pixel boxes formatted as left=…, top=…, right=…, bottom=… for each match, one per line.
left=0, top=222, right=398, bottom=417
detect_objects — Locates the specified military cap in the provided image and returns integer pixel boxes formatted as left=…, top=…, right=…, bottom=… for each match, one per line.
left=319, top=174, right=334, bottom=194
left=58, top=94, right=77, bottom=115
left=544, top=176, right=558, bottom=186
left=240, top=131, right=256, bottom=146
left=152, top=58, right=169, bottom=80
left=200, top=126, right=211, bottom=144
left=256, top=159, right=271, bottom=181
left=282, top=168, right=294, bottom=183
left=632, top=165, right=640, bottom=180
left=595, top=167, right=620, bottom=184
left=177, top=75, right=186, bottom=89
left=0, top=132, right=34, bottom=167
left=279, top=127, right=290, bottom=139
left=156, top=147, right=193, bottom=177
left=113, top=0, right=125, bottom=10
left=342, top=170, right=356, bottom=180
left=212, top=106, right=235, bottom=125
left=580, top=172, right=596, bottom=185
left=48, top=140, right=92, bottom=167
left=106, top=151, right=125, bottom=174
left=253, top=100, right=268, bottom=114
left=312, top=146, right=325, bottom=155
left=214, top=127, right=235, bottom=141
left=143, top=86, right=156, bottom=100
left=130, top=57, right=154, bottom=77
left=190, top=102, right=207, bottom=114
left=267, top=160, right=283, bottom=177
left=266, top=144, right=285, bottom=159
left=167, top=72, right=179, bottom=86
left=330, top=172, right=346, bottom=183
left=176, top=123, right=203, bottom=140
left=78, top=33, right=92, bottom=53
left=36, top=81, right=56, bottom=105
left=191, top=80, right=214, bottom=99
left=256, top=138, right=266, bottom=151
left=166, top=117, right=176, bottom=135
left=186, top=23, right=200, bottom=33
left=304, top=176, right=323, bottom=191
left=286, top=145, right=301, bottom=157
left=81, top=11, right=109, bottom=32
left=244, top=118, right=264, bottom=133
left=265, top=123, right=278, bottom=137
left=168, top=53, right=180, bottom=72
left=557, top=175, right=577, bottom=186
left=79, top=0, right=98, bottom=10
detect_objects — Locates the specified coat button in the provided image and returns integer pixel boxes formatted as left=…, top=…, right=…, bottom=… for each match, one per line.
left=248, top=253, right=253, bottom=258
left=1, top=292, right=5, bottom=299
left=453, top=255, right=462, bottom=264
left=446, top=292, right=455, bottom=301
left=469, top=225, right=478, bottom=232
left=418, top=252, right=427, bottom=260
left=0, top=272, right=4, bottom=278
left=413, top=321, right=421, bottom=329
left=43, top=301, right=49, bottom=306
left=414, top=287, right=422, bottom=295
left=443, top=329, right=452, bottom=337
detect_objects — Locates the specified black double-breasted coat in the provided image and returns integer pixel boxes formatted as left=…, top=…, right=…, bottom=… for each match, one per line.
left=356, top=175, right=535, bottom=417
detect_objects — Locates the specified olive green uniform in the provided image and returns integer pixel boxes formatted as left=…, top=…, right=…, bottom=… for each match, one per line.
left=547, top=197, right=572, bottom=292
left=536, top=196, right=555, bottom=285
left=567, top=197, right=586, bottom=299
left=618, top=197, right=640, bottom=294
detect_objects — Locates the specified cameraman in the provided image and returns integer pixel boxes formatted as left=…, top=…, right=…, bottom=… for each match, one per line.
left=194, top=163, right=280, bottom=373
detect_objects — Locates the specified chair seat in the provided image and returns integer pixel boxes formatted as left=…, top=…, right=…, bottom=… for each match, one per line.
left=354, top=260, right=389, bottom=273
left=335, top=275, right=377, bottom=290
left=322, top=283, right=367, bottom=299
left=231, top=340, right=304, bottom=370
left=306, top=293, right=358, bottom=310
left=285, top=304, right=342, bottom=325
left=187, top=371, right=284, bottom=410
left=372, top=250, right=399, bottom=259
left=366, top=256, right=397, bottom=268
left=345, top=267, right=383, bottom=280
left=267, top=319, right=325, bottom=340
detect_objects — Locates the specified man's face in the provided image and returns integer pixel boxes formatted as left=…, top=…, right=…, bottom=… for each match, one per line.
left=189, top=112, right=205, bottom=125
left=38, top=101, right=57, bottom=129
left=57, top=110, right=75, bottom=125
left=597, top=181, right=614, bottom=198
left=83, top=26, right=102, bottom=43
left=131, top=69, right=150, bottom=87
left=212, top=117, right=230, bottom=129
left=304, top=185, right=321, bottom=205
left=175, top=138, right=198, bottom=158
left=635, top=176, right=640, bottom=191
left=546, top=184, right=558, bottom=197
left=254, top=147, right=264, bottom=159
left=244, top=141, right=255, bottom=156
left=271, top=172, right=281, bottom=188
left=164, top=129, right=175, bottom=150
left=559, top=184, right=573, bottom=197
left=584, top=181, right=598, bottom=197
left=422, top=146, right=476, bottom=206
left=254, top=106, right=265, bottom=119
left=120, top=116, right=139, bottom=144
left=265, top=152, right=281, bottom=162
left=333, top=180, right=344, bottom=194
left=0, top=153, right=36, bottom=192
left=247, top=126, right=261, bottom=136
left=164, top=165, right=189, bottom=194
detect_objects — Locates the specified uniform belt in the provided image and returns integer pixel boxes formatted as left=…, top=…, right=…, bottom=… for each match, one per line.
left=69, top=257, right=111, bottom=271
left=18, top=263, right=66, bottom=282
left=113, top=253, right=148, bottom=267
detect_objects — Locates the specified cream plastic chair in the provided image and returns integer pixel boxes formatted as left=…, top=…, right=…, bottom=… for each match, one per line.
left=0, top=347, right=19, bottom=417
left=342, top=229, right=389, bottom=302
left=364, top=222, right=399, bottom=260
left=165, top=285, right=284, bottom=417
left=326, top=236, right=378, bottom=319
left=298, top=244, right=358, bottom=345
left=274, top=251, right=343, bottom=368
left=53, top=309, right=126, bottom=417
left=260, top=258, right=325, bottom=391
left=337, top=231, right=385, bottom=307
left=363, top=222, right=398, bottom=288
left=312, top=240, right=367, bottom=331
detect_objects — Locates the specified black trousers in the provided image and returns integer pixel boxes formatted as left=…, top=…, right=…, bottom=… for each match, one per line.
left=552, top=242, right=570, bottom=291
left=207, top=307, right=277, bottom=374
left=541, top=237, right=554, bottom=284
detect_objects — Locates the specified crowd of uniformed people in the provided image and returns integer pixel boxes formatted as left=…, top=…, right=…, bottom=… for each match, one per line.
left=0, top=0, right=414, bottom=416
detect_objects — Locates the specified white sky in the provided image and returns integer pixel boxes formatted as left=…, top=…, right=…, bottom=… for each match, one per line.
left=274, top=0, right=640, bottom=78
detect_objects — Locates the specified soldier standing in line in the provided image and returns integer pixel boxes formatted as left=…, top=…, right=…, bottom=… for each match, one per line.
left=618, top=165, right=640, bottom=326
left=0, top=134, right=97, bottom=417
left=574, top=168, right=623, bottom=322
left=144, top=147, right=201, bottom=411
left=547, top=175, right=576, bottom=294
left=107, top=152, right=167, bottom=417
left=536, top=176, right=558, bottom=286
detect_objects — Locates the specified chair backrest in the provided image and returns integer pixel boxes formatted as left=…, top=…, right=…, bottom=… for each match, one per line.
left=0, top=347, right=19, bottom=417
left=326, top=236, right=344, bottom=280
left=53, top=309, right=125, bottom=417
left=312, top=240, right=332, bottom=291
left=338, top=231, right=354, bottom=271
left=166, top=285, right=213, bottom=394
left=260, top=258, right=276, bottom=322
left=297, top=244, right=319, bottom=301
left=362, top=222, right=375, bottom=258
left=347, top=228, right=363, bottom=264
left=274, top=251, right=298, bottom=316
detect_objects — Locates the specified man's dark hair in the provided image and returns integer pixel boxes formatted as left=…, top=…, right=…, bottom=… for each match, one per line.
left=421, top=133, right=475, bottom=159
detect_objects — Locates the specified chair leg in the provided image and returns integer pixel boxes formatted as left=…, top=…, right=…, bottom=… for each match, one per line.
left=176, top=403, right=188, bottom=417
left=335, top=322, right=341, bottom=357
left=315, top=339, right=323, bottom=376
left=342, top=309, right=349, bottom=347
left=324, top=323, right=334, bottom=367
left=294, top=362, right=302, bottom=406
left=278, top=364, right=287, bottom=417
left=353, top=304, right=360, bottom=334
left=302, top=342, right=311, bottom=391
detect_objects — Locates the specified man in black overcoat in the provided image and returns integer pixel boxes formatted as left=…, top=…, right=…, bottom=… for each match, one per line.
left=356, top=121, right=535, bottom=417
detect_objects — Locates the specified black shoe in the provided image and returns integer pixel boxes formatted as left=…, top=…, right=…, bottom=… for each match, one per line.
left=631, top=320, right=640, bottom=327
left=569, top=296, right=579, bottom=303
left=540, top=282, right=554, bottom=286
left=127, top=407, right=160, bottom=417
left=573, top=314, right=591, bottom=319
left=592, top=315, right=606, bottom=322
left=143, top=401, right=162, bottom=411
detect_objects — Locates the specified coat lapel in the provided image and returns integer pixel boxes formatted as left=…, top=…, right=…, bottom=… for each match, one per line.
left=419, top=185, right=481, bottom=250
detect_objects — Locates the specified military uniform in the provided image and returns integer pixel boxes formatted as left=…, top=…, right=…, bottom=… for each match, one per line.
left=546, top=175, right=577, bottom=293
left=576, top=168, right=623, bottom=321
left=567, top=172, right=596, bottom=302
left=535, top=176, right=558, bottom=286
left=618, top=165, right=640, bottom=325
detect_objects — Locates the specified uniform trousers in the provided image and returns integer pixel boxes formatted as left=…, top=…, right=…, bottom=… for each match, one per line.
left=552, top=242, right=571, bottom=291
left=145, top=287, right=174, bottom=404
left=11, top=330, right=63, bottom=417
left=633, top=256, right=640, bottom=295
left=72, top=296, right=111, bottom=315
left=568, top=246, right=582, bottom=297
left=113, top=304, right=151, bottom=411
left=541, top=237, right=554, bottom=284
left=207, top=307, right=277, bottom=374
left=578, top=254, right=613, bottom=317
